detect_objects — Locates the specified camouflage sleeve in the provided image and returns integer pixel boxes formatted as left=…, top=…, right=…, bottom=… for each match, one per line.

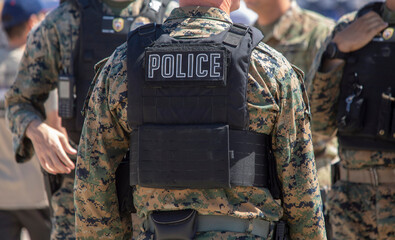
left=75, top=44, right=132, bottom=239
left=308, top=12, right=357, bottom=137
left=5, top=19, right=61, bottom=162
left=304, top=19, right=335, bottom=87
left=309, top=63, right=344, bottom=137
left=252, top=43, right=326, bottom=239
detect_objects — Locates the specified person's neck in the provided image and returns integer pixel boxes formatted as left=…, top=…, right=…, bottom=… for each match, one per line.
left=257, top=0, right=291, bottom=26
left=179, top=0, right=232, bottom=15
left=8, top=37, right=25, bottom=49
left=386, top=1, right=395, bottom=11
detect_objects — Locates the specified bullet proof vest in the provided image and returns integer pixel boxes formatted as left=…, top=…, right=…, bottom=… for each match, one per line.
left=337, top=2, right=395, bottom=151
left=127, top=23, right=281, bottom=197
left=60, top=0, right=171, bottom=144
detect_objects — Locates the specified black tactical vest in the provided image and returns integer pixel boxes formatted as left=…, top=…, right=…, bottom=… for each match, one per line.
left=126, top=23, right=281, bottom=197
left=59, top=0, right=171, bottom=144
left=337, top=2, right=395, bottom=151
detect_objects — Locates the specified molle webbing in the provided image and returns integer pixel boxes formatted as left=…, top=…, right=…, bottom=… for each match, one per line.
left=127, top=23, right=264, bottom=130
left=130, top=125, right=271, bottom=189
left=126, top=23, right=277, bottom=190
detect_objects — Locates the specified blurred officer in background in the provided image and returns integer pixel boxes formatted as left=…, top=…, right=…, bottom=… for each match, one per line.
left=309, top=0, right=395, bottom=239
left=0, top=0, right=52, bottom=239
left=75, top=0, right=326, bottom=239
left=5, top=0, right=178, bottom=239
left=244, top=0, right=334, bottom=76
left=230, top=0, right=258, bottom=25
left=244, top=1, right=337, bottom=237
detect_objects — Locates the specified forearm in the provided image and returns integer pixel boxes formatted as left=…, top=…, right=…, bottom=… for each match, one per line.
left=5, top=94, right=45, bottom=162
left=309, top=62, right=344, bottom=137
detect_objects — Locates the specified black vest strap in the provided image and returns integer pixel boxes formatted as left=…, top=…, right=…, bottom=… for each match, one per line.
left=137, top=23, right=162, bottom=48
left=356, top=1, right=383, bottom=17
left=223, top=23, right=248, bottom=47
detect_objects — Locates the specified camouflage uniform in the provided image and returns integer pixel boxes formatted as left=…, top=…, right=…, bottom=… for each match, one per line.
left=309, top=5, right=395, bottom=240
left=5, top=0, right=177, bottom=239
left=75, top=6, right=326, bottom=239
left=254, top=1, right=336, bottom=194
left=254, top=1, right=334, bottom=77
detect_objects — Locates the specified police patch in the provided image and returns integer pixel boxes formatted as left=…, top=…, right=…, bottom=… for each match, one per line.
left=145, top=46, right=227, bottom=86
left=112, top=18, right=124, bottom=32
left=383, top=27, right=394, bottom=40
left=102, top=16, right=133, bottom=34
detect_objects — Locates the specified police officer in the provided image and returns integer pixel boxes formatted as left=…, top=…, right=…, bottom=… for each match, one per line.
left=5, top=0, right=177, bottom=239
left=0, top=1, right=51, bottom=239
left=75, top=0, right=326, bottom=239
left=244, top=1, right=337, bottom=238
left=309, top=1, right=395, bottom=239
left=244, top=0, right=334, bottom=76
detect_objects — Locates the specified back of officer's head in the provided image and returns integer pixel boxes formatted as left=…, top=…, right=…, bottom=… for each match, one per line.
left=180, top=0, right=240, bottom=13
left=1, top=0, right=44, bottom=39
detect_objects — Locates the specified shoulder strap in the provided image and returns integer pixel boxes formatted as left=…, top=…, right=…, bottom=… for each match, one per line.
left=223, top=23, right=264, bottom=49
left=357, top=1, right=384, bottom=18
left=250, top=26, right=265, bottom=48
left=127, top=22, right=163, bottom=48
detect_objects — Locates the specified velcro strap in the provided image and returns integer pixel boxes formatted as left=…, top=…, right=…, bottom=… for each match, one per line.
left=229, top=130, right=270, bottom=187
left=138, top=23, right=158, bottom=47
left=223, top=24, right=249, bottom=47
left=340, top=165, right=395, bottom=185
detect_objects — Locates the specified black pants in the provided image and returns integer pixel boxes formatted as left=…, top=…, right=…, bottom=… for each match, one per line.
left=0, top=208, right=51, bottom=240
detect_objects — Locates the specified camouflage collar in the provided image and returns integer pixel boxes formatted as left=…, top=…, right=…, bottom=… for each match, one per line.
left=166, top=6, right=233, bottom=24
left=255, top=1, right=302, bottom=43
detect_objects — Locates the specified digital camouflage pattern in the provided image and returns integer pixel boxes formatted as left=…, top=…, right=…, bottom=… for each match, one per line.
left=51, top=176, right=75, bottom=239
left=327, top=181, right=395, bottom=239
left=309, top=7, right=395, bottom=240
left=4, top=0, right=177, bottom=239
left=254, top=1, right=337, bottom=191
left=75, top=6, right=326, bottom=239
left=254, top=1, right=334, bottom=78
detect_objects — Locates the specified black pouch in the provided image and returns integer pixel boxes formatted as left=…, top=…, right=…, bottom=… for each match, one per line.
left=43, top=171, right=63, bottom=194
left=377, top=88, right=394, bottom=138
left=116, top=151, right=136, bottom=215
left=337, top=83, right=366, bottom=133
left=131, top=124, right=231, bottom=189
left=149, top=209, right=197, bottom=240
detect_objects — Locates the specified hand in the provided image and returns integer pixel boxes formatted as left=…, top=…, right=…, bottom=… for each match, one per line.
left=26, top=119, right=77, bottom=174
left=333, top=11, right=388, bottom=53
left=45, top=110, right=69, bottom=141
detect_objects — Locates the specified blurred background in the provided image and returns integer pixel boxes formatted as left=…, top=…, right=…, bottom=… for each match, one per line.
left=230, top=0, right=385, bottom=25
left=296, top=0, right=384, bottom=20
